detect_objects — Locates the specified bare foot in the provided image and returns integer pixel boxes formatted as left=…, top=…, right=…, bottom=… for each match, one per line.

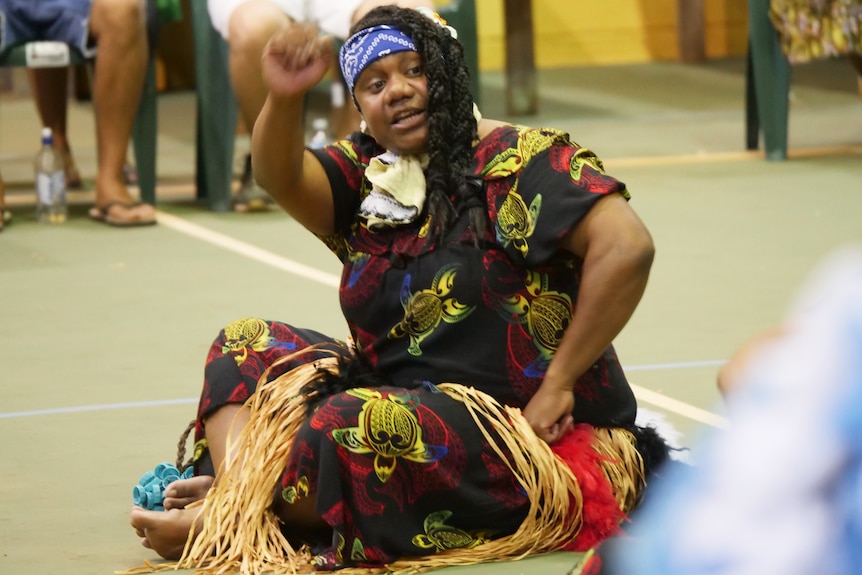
left=164, top=475, right=214, bottom=511
left=64, top=152, right=82, bottom=189
left=130, top=505, right=203, bottom=560
left=50, top=137, right=82, bottom=189
left=93, top=175, right=156, bottom=225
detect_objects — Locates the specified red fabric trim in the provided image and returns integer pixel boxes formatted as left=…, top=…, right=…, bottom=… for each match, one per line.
left=550, top=424, right=627, bottom=551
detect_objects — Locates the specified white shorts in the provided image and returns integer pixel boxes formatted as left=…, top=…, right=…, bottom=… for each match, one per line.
left=207, top=0, right=366, bottom=41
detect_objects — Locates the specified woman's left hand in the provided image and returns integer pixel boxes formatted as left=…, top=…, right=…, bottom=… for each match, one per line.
left=522, top=385, right=575, bottom=444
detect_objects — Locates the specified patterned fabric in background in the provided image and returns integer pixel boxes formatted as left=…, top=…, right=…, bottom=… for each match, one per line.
left=770, top=0, right=862, bottom=62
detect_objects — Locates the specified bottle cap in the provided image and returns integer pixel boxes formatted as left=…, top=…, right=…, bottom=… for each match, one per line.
left=41, top=127, right=53, bottom=144
left=132, top=463, right=196, bottom=511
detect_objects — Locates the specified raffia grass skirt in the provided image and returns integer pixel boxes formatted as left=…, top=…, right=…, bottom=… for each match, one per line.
left=125, top=350, right=646, bottom=575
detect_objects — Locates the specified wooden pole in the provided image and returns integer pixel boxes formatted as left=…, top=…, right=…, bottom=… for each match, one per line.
left=503, top=0, right=538, bottom=115
left=678, top=0, right=706, bottom=63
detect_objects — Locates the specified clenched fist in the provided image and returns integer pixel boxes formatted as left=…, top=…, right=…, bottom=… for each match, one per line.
left=261, top=23, right=334, bottom=100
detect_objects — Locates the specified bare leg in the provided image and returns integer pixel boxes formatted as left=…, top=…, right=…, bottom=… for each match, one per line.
left=227, top=0, right=294, bottom=134
left=131, top=399, right=330, bottom=558
left=130, top=405, right=250, bottom=559
left=87, top=0, right=155, bottom=223
left=26, top=68, right=82, bottom=187
left=225, top=1, right=294, bottom=212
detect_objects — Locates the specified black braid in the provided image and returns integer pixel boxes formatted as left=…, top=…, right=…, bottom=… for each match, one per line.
left=350, top=6, right=487, bottom=244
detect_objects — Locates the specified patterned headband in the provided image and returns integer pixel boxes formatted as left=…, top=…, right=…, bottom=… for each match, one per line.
left=339, top=25, right=416, bottom=95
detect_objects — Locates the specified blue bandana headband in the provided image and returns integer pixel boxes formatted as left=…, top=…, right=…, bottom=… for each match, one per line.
left=339, top=25, right=416, bottom=95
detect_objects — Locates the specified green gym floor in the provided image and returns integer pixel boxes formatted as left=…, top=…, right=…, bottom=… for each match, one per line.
left=1, top=57, right=861, bottom=575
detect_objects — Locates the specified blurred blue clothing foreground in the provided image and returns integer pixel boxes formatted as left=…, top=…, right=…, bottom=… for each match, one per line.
left=609, top=245, right=862, bottom=575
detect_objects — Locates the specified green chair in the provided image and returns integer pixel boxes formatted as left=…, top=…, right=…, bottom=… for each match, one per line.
left=0, top=0, right=161, bottom=202
left=439, top=0, right=481, bottom=106
left=190, top=0, right=237, bottom=212
left=745, top=0, right=792, bottom=160
left=188, top=0, right=481, bottom=212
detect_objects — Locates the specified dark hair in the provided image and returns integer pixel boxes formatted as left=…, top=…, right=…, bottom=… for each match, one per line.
left=350, top=6, right=486, bottom=243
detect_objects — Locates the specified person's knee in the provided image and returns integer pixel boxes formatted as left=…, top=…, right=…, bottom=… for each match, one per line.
left=90, top=0, right=145, bottom=37
left=227, top=0, right=293, bottom=54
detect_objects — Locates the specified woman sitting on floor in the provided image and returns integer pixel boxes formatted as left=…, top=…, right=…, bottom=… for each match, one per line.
left=129, top=6, right=671, bottom=572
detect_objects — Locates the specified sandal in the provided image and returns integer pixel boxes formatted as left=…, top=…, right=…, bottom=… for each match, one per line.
left=88, top=201, right=156, bottom=227
left=233, top=154, right=273, bottom=213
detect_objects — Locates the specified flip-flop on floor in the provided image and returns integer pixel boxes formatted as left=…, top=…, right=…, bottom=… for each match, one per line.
left=88, top=201, right=157, bottom=227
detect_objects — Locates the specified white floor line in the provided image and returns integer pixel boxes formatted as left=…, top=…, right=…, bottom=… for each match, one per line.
left=626, top=359, right=725, bottom=371
left=156, top=210, right=340, bottom=288
left=632, top=384, right=727, bottom=429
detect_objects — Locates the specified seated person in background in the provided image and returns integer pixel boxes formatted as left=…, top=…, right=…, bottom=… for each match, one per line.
left=0, top=0, right=156, bottom=226
left=129, top=6, right=672, bottom=571
left=206, top=0, right=434, bottom=212
left=583, top=247, right=862, bottom=575
left=770, top=0, right=862, bottom=95
left=27, top=66, right=141, bottom=190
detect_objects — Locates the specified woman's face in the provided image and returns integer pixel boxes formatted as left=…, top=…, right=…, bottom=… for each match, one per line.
left=353, top=51, right=429, bottom=156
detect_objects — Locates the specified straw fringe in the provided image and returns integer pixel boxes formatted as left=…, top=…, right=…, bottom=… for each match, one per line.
left=120, top=349, right=645, bottom=575
left=590, top=428, right=645, bottom=513
left=178, top=352, right=333, bottom=575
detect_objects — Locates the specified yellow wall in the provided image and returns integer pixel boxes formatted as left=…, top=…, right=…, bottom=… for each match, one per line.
left=475, top=0, right=750, bottom=70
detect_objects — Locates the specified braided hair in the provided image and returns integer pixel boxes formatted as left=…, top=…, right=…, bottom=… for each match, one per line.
left=350, top=6, right=486, bottom=243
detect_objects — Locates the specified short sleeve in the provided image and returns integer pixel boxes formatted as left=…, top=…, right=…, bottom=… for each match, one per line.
left=482, top=127, right=629, bottom=267
left=309, top=134, right=382, bottom=236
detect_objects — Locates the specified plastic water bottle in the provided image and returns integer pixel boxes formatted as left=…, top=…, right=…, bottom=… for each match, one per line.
left=308, top=118, right=330, bottom=149
left=34, top=127, right=67, bottom=224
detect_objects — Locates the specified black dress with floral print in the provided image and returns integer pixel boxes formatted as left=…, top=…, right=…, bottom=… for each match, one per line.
left=192, top=124, right=638, bottom=569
